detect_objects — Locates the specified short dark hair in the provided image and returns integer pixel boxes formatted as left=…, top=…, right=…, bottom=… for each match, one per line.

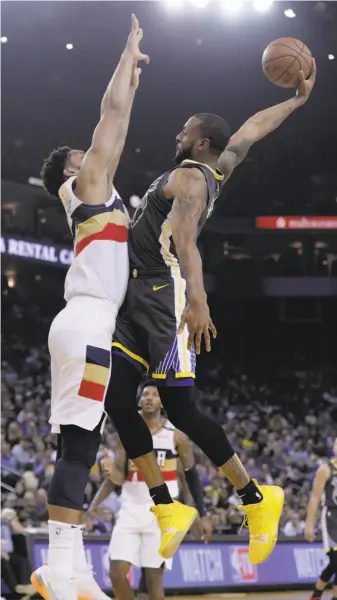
left=40, top=146, right=71, bottom=197
left=137, top=379, right=158, bottom=401
left=194, top=113, right=231, bottom=155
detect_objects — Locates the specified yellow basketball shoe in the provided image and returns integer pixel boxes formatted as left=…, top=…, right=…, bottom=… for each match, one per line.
left=238, top=482, right=284, bottom=564
left=151, top=500, right=197, bottom=559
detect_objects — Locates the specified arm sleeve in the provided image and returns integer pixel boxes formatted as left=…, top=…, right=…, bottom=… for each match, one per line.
left=184, top=465, right=206, bottom=517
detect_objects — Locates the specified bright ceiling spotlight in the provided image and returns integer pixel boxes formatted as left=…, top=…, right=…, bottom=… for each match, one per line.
left=164, top=0, right=184, bottom=9
left=253, top=0, right=274, bottom=12
left=66, top=43, right=74, bottom=50
left=129, top=195, right=141, bottom=209
left=328, top=54, right=335, bottom=60
left=284, top=8, right=296, bottom=18
left=189, top=0, right=210, bottom=7
left=1, top=36, right=8, bottom=43
left=221, top=0, right=245, bottom=13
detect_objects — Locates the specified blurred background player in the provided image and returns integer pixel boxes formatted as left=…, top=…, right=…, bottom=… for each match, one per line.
left=90, top=381, right=212, bottom=600
left=306, top=437, right=337, bottom=600
left=30, top=16, right=150, bottom=600
left=104, top=63, right=317, bottom=564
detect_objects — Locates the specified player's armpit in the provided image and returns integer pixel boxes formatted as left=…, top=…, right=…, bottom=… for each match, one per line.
left=217, top=132, right=253, bottom=178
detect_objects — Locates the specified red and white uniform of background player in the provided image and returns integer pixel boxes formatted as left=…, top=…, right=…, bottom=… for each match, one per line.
left=109, top=421, right=178, bottom=569
left=48, top=177, right=128, bottom=434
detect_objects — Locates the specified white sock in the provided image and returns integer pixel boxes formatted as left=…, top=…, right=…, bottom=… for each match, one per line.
left=48, top=520, right=76, bottom=580
left=73, top=525, right=89, bottom=574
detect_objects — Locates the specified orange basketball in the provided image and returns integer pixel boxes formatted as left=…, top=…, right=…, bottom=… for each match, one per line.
left=262, top=37, right=313, bottom=88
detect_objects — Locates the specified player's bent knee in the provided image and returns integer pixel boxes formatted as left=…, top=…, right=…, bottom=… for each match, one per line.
left=48, top=458, right=90, bottom=510
left=61, top=424, right=101, bottom=469
left=110, top=560, right=130, bottom=581
left=48, top=425, right=101, bottom=510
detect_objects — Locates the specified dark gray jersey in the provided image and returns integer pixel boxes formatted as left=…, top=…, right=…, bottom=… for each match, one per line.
left=129, top=159, right=224, bottom=269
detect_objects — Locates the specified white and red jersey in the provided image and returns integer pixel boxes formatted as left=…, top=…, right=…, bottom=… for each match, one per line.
left=58, top=176, right=129, bottom=308
left=121, top=420, right=179, bottom=505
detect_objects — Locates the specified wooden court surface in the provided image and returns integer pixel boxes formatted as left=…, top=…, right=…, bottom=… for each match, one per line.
left=170, top=593, right=309, bottom=600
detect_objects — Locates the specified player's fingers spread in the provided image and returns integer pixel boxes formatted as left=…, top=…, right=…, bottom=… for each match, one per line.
left=137, top=27, right=143, bottom=42
left=177, top=313, right=187, bottom=335
left=298, top=70, right=305, bottom=82
left=204, top=328, right=211, bottom=353
left=209, top=318, right=217, bottom=339
left=195, top=331, right=202, bottom=355
left=311, top=58, right=317, bottom=79
left=140, top=53, right=150, bottom=64
left=131, top=14, right=138, bottom=31
left=187, top=330, right=195, bottom=352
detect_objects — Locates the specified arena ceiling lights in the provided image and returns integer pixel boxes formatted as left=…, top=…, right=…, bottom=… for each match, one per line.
left=164, top=0, right=275, bottom=13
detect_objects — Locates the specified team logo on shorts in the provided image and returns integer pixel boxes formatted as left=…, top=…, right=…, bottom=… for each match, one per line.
left=229, top=546, right=257, bottom=583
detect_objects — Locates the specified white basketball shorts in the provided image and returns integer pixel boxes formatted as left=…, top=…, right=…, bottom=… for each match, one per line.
left=109, top=501, right=173, bottom=570
left=48, top=296, right=117, bottom=434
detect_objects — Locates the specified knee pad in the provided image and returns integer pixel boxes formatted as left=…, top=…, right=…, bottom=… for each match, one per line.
left=48, top=458, right=90, bottom=510
left=330, top=549, right=337, bottom=573
left=61, top=423, right=101, bottom=469
left=321, top=550, right=337, bottom=583
left=48, top=425, right=101, bottom=510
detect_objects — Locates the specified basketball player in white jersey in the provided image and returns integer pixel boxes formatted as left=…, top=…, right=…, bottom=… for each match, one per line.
left=305, top=438, right=337, bottom=600
left=30, top=16, right=150, bottom=600
left=90, top=382, right=211, bottom=600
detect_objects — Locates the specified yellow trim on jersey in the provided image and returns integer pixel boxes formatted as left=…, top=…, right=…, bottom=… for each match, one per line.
left=111, top=342, right=149, bottom=371
left=159, top=219, right=177, bottom=268
left=181, top=159, right=225, bottom=181
left=152, top=372, right=195, bottom=380
left=176, top=372, right=196, bottom=379
left=169, top=264, right=188, bottom=373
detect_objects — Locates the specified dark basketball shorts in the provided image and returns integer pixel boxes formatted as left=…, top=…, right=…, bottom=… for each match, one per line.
left=112, top=267, right=196, bottom=387
left=321, top=507, right=337, bottom=552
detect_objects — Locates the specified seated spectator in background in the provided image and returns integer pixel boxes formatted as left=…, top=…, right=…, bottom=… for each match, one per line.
left=1, top=508, right=36, bottom=598
left=1, top=441, right=17, bottom=471
left=282, top=510, right=305, bottom=537
left=11, top=438, right=32, bottom=468
left=6, top=422, right=23, bottom=448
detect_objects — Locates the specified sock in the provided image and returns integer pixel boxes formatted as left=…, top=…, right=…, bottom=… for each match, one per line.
left=73, top=525, right=89, bottom=574
left=237, top=480, right=263, bottom=506
left=311, top=588, right=323, bottom=598
left=48, top=520, right=76, bottom=580
left=149, top=484, right=173, bottom=505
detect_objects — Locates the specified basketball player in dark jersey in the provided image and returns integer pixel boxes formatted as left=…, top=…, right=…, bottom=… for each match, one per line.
left=306, top=438, right=337, bottom=600
left=104, top=61, right=317, bottom=564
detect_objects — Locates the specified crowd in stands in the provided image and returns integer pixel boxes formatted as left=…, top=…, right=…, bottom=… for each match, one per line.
left=2, top=293, right=337, bottom=546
